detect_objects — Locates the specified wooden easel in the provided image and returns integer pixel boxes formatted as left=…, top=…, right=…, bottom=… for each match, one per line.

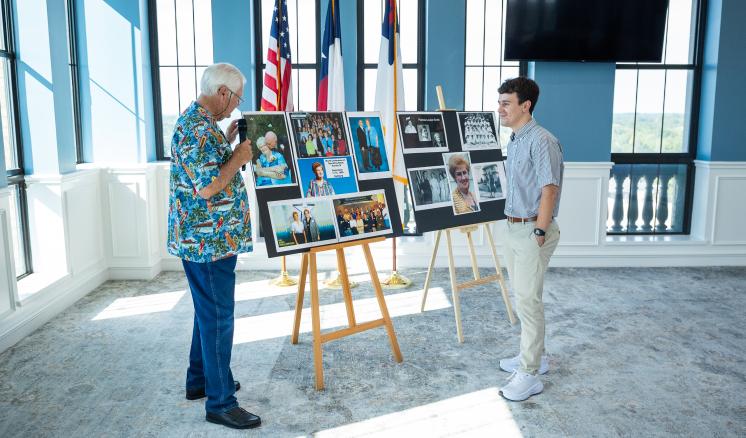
left=420, top=222, right=516, bottom=343
left=290, top=236, right=403, bottom=390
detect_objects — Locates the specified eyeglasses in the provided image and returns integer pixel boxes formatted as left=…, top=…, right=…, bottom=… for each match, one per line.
left=227, top=87, right=244, bottom=105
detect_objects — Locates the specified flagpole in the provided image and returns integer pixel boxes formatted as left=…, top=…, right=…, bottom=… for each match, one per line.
left=270, top=0, right=298, bottom=287
left=382, top=0, right=411, bottom=289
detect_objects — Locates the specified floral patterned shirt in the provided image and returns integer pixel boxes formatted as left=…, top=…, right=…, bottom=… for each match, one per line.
left=167, top=101, right=252, bottom=262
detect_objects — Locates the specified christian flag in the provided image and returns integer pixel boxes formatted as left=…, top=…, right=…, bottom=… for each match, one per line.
left=261, top=0, right=293, bottom=111
left=317, top=0, right=345, bottom=111
left=374, top=0, right=406, bottom=185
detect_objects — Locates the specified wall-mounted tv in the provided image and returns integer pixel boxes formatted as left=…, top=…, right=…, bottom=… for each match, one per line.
left=504, top=0, right=670, bottom=62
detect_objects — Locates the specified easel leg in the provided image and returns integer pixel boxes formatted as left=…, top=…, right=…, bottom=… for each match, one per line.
left=309, top=253, right=324, bottom=390
left=484, top=223, right=516, bottom=325
left=466, top=231, right=480, bottom=280
left=420, top=230, right=442, bottom=312
left=291, top=253, right=309, bottom=344
left=336, top=248, right=356, bottom=327
left=363, top=243, right=403, bottom=362
left=445, top=230, right=464, bottom=343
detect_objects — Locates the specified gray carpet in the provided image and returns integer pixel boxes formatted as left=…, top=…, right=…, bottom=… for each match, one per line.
left=0, top=267, right=745, bottom=437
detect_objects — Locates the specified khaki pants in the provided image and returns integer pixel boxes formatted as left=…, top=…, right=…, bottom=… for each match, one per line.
left=500, top=220, right=560, bottom=374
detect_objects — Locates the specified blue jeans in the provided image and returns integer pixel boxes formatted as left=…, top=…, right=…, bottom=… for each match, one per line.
left=183, top=256, right=238, bottom=413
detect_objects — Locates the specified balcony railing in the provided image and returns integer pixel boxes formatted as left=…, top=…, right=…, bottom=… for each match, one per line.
left=607, top=164, right=689, bottom=234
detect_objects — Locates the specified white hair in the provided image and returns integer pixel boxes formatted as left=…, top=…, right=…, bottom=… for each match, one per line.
left=200, top=63, right=246, bottom=96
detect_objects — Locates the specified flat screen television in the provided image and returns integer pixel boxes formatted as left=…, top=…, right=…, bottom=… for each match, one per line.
left=504, top=0, right=669, bottom=62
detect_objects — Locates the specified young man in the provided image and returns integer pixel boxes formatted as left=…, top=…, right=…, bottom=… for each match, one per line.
left=496, top=76, right=563, bottom=402
left=167, top=63, right=261, bottom=429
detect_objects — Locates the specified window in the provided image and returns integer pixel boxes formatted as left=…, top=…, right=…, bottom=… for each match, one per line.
left=356, top=0, right=424, bottom=111
left=150, top=0, right=216, bottom=159
left=463, top=0, right=526, bottom=149
left=608, top=0, right=705, bottom=235
left=1, top=0, right=32, bottom=278
left=254, top=0, right=320, bottom=111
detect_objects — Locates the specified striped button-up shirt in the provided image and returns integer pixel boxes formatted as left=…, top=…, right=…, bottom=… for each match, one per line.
left=504, top=118, right=564, bottom=218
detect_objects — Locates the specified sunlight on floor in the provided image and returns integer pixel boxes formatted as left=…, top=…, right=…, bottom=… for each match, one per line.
left=92, top=290, right=186, bottom=320
left=233, top=287, right=451, bottom=345
left=309, top=387, right=522, bottom=437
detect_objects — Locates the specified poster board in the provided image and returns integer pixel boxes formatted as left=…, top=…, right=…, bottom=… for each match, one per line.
left=244, top=111, right=403, bottom=258
left=399, top=110, right=507, bottom=233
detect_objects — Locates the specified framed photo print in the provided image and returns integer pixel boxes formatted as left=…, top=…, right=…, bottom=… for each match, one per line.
left=267, top=198, right=338, bottom=253
left=442, top=151, right=481, bottom=215
left=456, top=111, right=501, bottom=151
left=407, top=166, right=452, bottom=211
left=346, top=112, right=391, bottom=180
left=242, top=112, right=297, bottom=189
left=332, top=190, right=393, bottom=242
left=472, top=161, right=507, bottom=202
left=397, top=112, right=449, bottom=154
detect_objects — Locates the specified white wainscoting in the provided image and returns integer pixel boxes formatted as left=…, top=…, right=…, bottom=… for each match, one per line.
left=1, top=161, right=745, bottom=354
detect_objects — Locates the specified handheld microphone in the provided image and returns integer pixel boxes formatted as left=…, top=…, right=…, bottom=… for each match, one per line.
left=237, top=118, right=248, bottom=171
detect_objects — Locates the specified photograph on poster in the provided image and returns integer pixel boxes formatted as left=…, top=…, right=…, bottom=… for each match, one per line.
left=298, top=157, right=358, bottom=197
left=347, top=112, right=391, bottom=179
left=332, top=190, right=392, bottom=242
left=472, top=161, right=507, bottom=202
left=397, top=112, right=449, bottom=154
left=457, top=111, right=501, bottom=151
left=242, top=112, right=297, bottom=189
left=407, top=166, right=452, bottom=211
left=268, top=198, right=337, bottom=253
left=288, top=112, right=351, bottom=158
left=443, top=152, right=481, bottom=215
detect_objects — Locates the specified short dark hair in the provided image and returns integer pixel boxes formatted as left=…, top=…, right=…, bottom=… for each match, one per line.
left=498, top=77, right=540, bottom=114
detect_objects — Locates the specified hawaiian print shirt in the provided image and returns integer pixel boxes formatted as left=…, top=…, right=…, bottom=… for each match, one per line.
left=167, top=101, right=252, bottom=262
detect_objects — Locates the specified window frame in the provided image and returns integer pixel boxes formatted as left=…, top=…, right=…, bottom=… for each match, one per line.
left=148, top=0, right=167, bottom=161
left=462, top=0, right=527, bottom=112
left=355, top=0, right=426, bottom=111
left=2, top=0, right=32, bottom=278
left=252, top=0, right=322, bottom=111
left=66, top=0, right=84, bottom=164
left=609, top=0, right=707, bottom=236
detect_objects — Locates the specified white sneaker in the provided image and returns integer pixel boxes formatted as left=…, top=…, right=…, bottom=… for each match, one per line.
left=499, top=354, right=549, bottom=375
left=500, top=371, right=544, bottom=401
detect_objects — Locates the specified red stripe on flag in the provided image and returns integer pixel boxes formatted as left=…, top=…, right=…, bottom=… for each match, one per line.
left=317, top=77, right=329, bottom=111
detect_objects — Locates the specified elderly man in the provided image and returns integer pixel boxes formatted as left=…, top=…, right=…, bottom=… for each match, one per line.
left=496, top=77, right=563, bottom=402
left=167, top=63, right=261, bottom=429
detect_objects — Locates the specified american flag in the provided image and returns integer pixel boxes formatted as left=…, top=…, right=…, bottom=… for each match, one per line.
left=261, top=0, right=293, bottom=111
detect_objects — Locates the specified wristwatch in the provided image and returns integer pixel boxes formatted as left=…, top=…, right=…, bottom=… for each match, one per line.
left=533, top=227, right=546, bottom=237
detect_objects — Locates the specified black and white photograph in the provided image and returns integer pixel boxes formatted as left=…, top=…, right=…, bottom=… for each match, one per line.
left=443, top=152, right=481, bottom=215
left=407, top=166, right=452, bottom=211
left=267, top=198, right=338, bottom=253
left=332, top=190, right=392, bottom=242
left=287, top=112, right=351, bottom=158
left=457, top=111, right=501, bottom=151
left=397, top=112, right=449, bottom=154
left=242, top=112, right=297, bottom=189
left=472, top=161, right=507, bottom=202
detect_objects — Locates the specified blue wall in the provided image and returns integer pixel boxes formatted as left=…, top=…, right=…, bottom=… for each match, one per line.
left=697, top=0, right=746, bottom=161
left=424, top=0, right=466, bottom=111
left=533, top=62, right=615, bottom=162
left=212, top=0, right=255, bottom=111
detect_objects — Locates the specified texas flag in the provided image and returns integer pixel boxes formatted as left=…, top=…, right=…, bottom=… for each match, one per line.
left=317, top=0, right=345, bottom=111
left=374, top=0, right=406, bottom=186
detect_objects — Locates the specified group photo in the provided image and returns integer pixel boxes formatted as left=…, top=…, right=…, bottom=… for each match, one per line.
left=408, top=166, right=452, bottom=210
left=288, top=112, right=351, bottom=158
left=332, top=190, right=392, bottom=241
left=457, top=111, right=501, bottom=151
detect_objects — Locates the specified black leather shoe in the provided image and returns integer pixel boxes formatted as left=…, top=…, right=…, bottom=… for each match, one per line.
left=185, top=380, right=241, bottom=400
left=206, top=406, right=261, bottom=429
